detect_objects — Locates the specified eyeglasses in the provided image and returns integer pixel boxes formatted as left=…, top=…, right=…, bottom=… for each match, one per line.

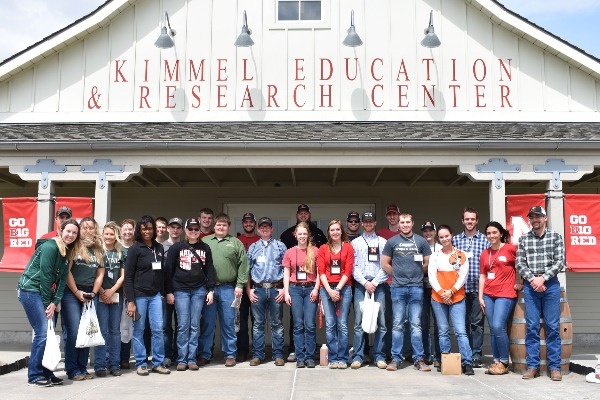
left=348, top=220, right=360, bottom=223
left=187, top=228, right=200, bottom=232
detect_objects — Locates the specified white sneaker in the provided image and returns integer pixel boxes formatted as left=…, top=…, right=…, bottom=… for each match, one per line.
left=376, top=360, right=387, bottom=369
left=586, top=372, right=600, bottom=384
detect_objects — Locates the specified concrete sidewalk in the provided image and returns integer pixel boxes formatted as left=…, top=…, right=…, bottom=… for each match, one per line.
left=1, top=344, right=598, bottom=400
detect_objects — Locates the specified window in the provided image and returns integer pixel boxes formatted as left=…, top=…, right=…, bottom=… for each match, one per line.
left=278, top=1, right=322, bottom=21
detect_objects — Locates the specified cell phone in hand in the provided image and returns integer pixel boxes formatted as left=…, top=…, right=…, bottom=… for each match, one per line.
left=133, top=311, right=141, bottom=321
left=83, top=293, right=94, bottom=299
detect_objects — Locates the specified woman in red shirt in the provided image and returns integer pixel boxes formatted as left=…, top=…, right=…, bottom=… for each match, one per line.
left=317, top=220, right=354, bottom=369
left=478, top=221, right=523, bottom=375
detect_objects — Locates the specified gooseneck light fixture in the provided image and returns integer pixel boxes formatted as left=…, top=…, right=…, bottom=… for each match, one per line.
left=234, top=10, right=254, bottom=47
left=342, top=10, right=363, bottom=47
left=421, top=10, right=441, bottom=48
left=154, top=11, right=176, bottom=49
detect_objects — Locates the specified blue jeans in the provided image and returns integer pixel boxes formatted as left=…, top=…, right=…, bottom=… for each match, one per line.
left=174, top=287, right=206, bottom=365
left=17, top=288, right=58, bottom=383
left=163, top=301, right=177, bottom=361
left=132, top=293, right=164, bottom=368
left=432, top=299, right=473, bottom=366
left=390, top=286, right=425, bottom=363
left=94, top=296, right=124, bottom=371
left=483, top=294, right=516, bottom=363
left=320, top=285, right=352, bottom=363
left=289, top=284, right=318, bottom=362
left=524, top=277, right=561, bottom=370
left=352, top=284, right=386, bottom=363
left=198, top=284, right=237, bottom=359
left=61, top=290, right=96, bottom=378
left=251, top=287, right=285, bottom=360
left=422, top=288, right=440, bottom=361
left=465, top=292, right=484, bottom=360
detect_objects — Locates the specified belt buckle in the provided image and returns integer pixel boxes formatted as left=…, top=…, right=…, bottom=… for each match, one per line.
left=263, top=282, right=273, bottom=289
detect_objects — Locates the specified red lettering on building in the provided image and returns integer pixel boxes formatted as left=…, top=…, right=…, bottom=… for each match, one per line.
left=217, top=85, right=227, bottom=107
left=217, top=59, right=228, bottom=81
left=371, top=85, right=383, bottom=108
left=189, top=59, right=206, bottom=81
left=475, top=85, right=486, bottom=107
left=320, top=59, right=333, bottom=80
left=191, top=85, right=201, bottom=108
left=451, top=59, right=457, bottom=82
left=164, top=60, right=180, bottom=82
left=143, top=60, right=150, bottom=82
left=422, top=85, right=435, bottom=108
left=499, top=59, right=512, bottom=82
left=293, top=84, right=305, bottom=107
left=267, top=85, right=279, bottom=108
left=371, top=58, right=383, bottom=82
left=295, top=59, right=305, bottom=81
left=242, top=59, right=254, bottom=81
left=165, top=85, right=176, bottom=108
left=473, top=59, right=487, bottom=82
left=500, top=85, right=512, bottom=108
left=396, top=59, right=410, bottom=82
left=397, top=85, right=409, bottom=108
left=345, top=58, right=359, bottom=81
left=320, top=85, right=332, bottom=107
left=422, top=58, right=434, bottom=81
left=114, top=60, right=128, bottom=82
left=139, top=86, right=150, bottom=108
left=240, top=85, right=254, bottom=108
left=449, top=85, right=461, bottom=108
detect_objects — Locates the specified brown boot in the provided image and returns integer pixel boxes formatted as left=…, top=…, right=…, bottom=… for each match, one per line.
left=522, top=368, right=539, bottom=380
left=550, top=369, right=562, bottom=381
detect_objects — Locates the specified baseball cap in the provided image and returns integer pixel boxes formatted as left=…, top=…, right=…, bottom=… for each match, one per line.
left=185, top=218, right=201, bottom=229
left=242, top=212, right=256, bottom=222
left=56, top=206, right=72, bottom=218
left=527, top=206, right=546, bottom=217
left=362, top=212, right=376, bottom=221
left=257, top=217, right=273, bottom=226
left=168, top=217, right=183, bottom=227
left=297, top=204, right=310, bottom=212
left=347, top=211, right=360, bottom=221
left=421, top=221, right=437, bottom=231
left=386, top=205, right=399, bottom=215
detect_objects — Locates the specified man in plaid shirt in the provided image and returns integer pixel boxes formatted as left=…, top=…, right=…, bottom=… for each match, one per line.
left=516, top=205, right=565, bottom=382
left=452, top=207, right=489, bottom=367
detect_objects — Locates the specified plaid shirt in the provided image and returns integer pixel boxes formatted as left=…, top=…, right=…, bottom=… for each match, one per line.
left=351, top=233, right=388, bottom=286
left=516, top=228, right=565, bottom=282
left=452, top=230, right=489, bottom=293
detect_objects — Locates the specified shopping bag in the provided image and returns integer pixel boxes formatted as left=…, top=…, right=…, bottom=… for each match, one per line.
left=360, top=292, right=380, bottom=334
left=42, top=319, right=62, bottom=370
left=120, top=302, right=133, bottom=343
left=75, top=301, right=105, bottom=348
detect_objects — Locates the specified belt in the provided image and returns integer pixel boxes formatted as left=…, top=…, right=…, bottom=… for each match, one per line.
left=215, top=281, right=236, bottom=286
left=291, top=282, right=314, bottom=287
left=252, top=281, right=283, bottom=289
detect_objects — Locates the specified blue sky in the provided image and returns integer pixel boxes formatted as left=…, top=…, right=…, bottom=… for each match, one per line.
left=1, top=0, right=599, bottom=62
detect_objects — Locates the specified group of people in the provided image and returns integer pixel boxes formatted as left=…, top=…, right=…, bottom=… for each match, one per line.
left=17, top=202, right=567, bottom=387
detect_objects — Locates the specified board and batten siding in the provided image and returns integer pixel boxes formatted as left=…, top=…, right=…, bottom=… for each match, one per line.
left=565, top=272, right=600, bottom=341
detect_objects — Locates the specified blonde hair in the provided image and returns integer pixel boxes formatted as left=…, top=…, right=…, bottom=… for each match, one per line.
left=295, top=222, right=316, bottom=274
left=74, top=217, right=104, bottom=267
left=54, top=218, right=81, bottom=259
left=103, top=221, right=123, bottom=260
left=327, top=219, right=349, bottom=251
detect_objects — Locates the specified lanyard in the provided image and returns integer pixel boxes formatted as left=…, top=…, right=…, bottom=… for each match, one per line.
left=295, top=247, right=306, bottom=271
left=404, top=235, right=419, bottom=254
left=362, top=234, right=379, bottom=250
left=487, top=246, right=503, bottom=271
left=104, top=249, right=116, bottom=270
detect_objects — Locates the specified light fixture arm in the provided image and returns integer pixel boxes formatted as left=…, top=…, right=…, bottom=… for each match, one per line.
left=243, top=10, right=252, bottom=35
left=164, top=11, right=176, bottom=37
left=424, top=10, right=434, bottom=35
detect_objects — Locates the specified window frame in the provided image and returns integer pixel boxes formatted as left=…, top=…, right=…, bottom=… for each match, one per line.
left=267, top=0, right=331, bottom=29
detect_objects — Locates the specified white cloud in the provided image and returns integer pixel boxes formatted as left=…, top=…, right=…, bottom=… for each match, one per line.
left=500, top=0, right=600, bottom=15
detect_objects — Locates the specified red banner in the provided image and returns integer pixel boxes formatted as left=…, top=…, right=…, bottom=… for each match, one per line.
left=564, top=194, right=600, bottom=272
left=0, top=198, right=38, bottom=272
left=505, top=194, right=545, bottom=246
left=55, top=197, right=94, bottom=227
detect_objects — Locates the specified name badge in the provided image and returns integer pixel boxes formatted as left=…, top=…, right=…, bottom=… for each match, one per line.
left=296, top=266, right=307, bottom=281
left=414, top=254, right=423, bottom=262
left=330, top=259, right=341, bottom=275
left=368, top=246, right=379, bottom=262
left=466, top=251, right=474, bottom=259
left=257, top=255, right=266, bottom=263
left=108, top=271, right=114, bottom=280
left=152, top=262, right=162, bottom=270
left=487, top=272, right=496, bottom=280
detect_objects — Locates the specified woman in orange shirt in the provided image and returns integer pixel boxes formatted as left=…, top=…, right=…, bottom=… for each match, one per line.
left=428, top=225, right=474, bottom=375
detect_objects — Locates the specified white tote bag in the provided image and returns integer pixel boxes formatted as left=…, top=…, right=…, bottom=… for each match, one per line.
left=360, top=293, right=380, bottom=334
left=42, top=319, right=62, bottom=370
left=75, top=301, right=105, bottom=348
left=120, top=301, right=133, bottom=343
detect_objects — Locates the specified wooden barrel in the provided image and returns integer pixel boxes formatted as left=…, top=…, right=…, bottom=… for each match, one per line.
left=509, top=287, right=573, bottom=375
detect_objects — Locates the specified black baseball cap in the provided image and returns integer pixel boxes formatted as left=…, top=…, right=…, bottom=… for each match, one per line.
left=386, top=205, right=399, bottom=214
left=297, top=204, right=310, bottom=212
left=347, top=211, right=360, bottom=221
left=56, top=206, right=72, bottom=218
left=242, top=212, right=256, bottom=222
left=362, top=212, right=376, bottom=221
left=185, top=218, right=201, bottom=229
left=421, top=221, right=436, bottom=231
left=527, top=206, right=546, bottom=217
left=257, top=217, right=273, bottom=226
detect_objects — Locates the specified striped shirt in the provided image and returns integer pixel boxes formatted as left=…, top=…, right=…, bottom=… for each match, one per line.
left=452, top=231, right=489, bottom=293
left=351, top=232, right=388, bottom=286
left=516, top=228, right=565, bottom=282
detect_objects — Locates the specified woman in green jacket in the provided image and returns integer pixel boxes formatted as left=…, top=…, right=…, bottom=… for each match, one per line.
left=17, top=218, right=81, bottom=388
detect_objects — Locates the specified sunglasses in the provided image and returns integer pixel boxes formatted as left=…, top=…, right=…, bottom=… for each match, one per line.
left=187, top=227, right=200, bottom=232
left=348, top=220, right=360, bottom=223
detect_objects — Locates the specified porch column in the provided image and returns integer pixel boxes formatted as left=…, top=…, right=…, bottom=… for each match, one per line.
left=36, top=180, right=55, bottom=238
left=94, top=180, right=111, bottom=228
left=546, top=180, right=567, bottom=288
